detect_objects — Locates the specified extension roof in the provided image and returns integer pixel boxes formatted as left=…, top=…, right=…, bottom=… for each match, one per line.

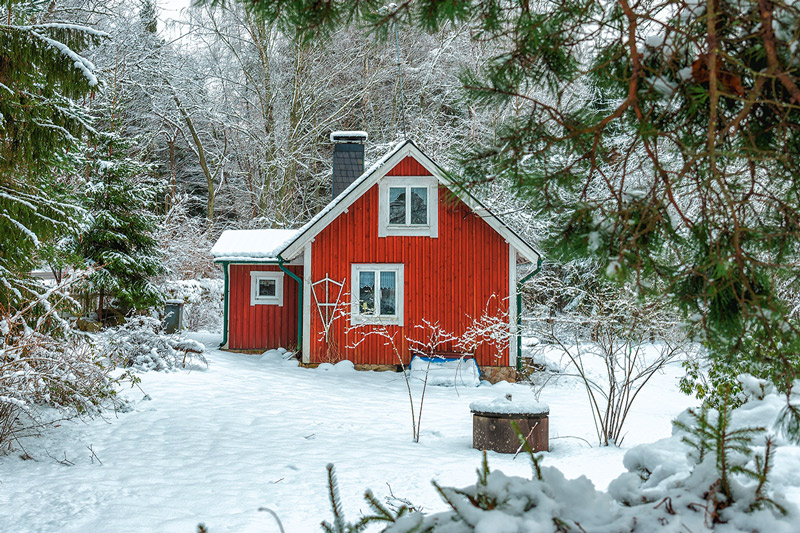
left=211, top=229, right=298, bottom=262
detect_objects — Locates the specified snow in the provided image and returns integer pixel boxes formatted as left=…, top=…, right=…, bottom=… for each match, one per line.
left=210, top=229, right=299, bottom=261
left=409, top=356, right=481, bottom=387
left=606, top=258, right=621, bottom=277
left=3, top=334, right=796, bottom=531
left=470, top=396, right=549, bottom=415
left=30, top=31, right=99, bottom=87
left=1, top=213, right=40, bottom=247
left=645, top=34, right=665, bottom=47
left=20, top=23, right=110, bottom=38
left=279, top=140, right=409, bottom=257
left=330, top=130, right=368, bottom=142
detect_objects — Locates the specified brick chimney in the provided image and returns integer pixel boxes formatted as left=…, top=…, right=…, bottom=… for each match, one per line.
left=330, top=131, right=367, bottom=199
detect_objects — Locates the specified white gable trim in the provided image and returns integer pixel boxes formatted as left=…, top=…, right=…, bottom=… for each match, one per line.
left=508, top=244, right=518, bottom=368
left=280, top=141, right=541, bottom=264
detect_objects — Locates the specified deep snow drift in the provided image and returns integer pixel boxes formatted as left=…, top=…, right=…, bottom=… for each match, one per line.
left=0, top=333, right=757, bottom=532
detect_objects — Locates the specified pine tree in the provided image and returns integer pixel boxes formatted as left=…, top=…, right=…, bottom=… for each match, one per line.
left=139, top=0, right=158, bottom=35
left=232, top=0, right=800, bottom=413
left=0, top=0, right=106, bottom=308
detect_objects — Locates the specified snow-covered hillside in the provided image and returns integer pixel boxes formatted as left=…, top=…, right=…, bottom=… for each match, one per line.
left=0, top=334, right=756, bottom=531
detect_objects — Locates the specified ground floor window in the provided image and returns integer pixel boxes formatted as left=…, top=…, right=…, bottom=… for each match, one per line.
left=250, top=271, right=284, bottom=306
left=350, top=264, right=404, bottom=325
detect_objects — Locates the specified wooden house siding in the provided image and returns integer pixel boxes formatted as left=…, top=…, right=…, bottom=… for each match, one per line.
left=309, top=156, right=510, bottom=366
left=228, top=264, right=302, bottom=350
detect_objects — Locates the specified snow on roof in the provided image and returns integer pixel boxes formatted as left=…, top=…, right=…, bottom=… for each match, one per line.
left=278, top=140, right=409, bottom=258
left=211, top=139, right=539, bottom=264
left=211, top=229, right=299, bottom=262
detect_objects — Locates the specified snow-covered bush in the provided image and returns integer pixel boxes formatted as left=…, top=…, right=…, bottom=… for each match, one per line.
left=160, top=278, right=223, bottom=333
left=323, top=375, right=799, bottom=532
left=0, top=295, right=117, bottom=452
left=101, top=316, right=207, bottom=371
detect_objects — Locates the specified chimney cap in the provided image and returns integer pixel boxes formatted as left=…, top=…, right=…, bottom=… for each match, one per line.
left=330, top=130, right=368, bottom=143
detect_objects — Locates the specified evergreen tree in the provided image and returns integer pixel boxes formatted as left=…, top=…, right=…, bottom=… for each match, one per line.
left=0, top=0, right=106, bottom=307
left=77, top=128, right=164, bottom=321
left=234, top=0, right=800, bottom=409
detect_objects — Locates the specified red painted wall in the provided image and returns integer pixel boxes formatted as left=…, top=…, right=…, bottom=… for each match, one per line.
left=309, top=156, right=510, bottom=366
left=227, top=264, right=302, bottom=350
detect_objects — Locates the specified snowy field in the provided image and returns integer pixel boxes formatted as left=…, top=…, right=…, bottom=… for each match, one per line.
left=1, top=333, right=698, bottom=532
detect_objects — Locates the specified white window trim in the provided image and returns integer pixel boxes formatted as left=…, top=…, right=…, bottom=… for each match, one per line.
left=378, top=176, right=438, bottom=238
left=350, top=263, right=404, bottom=326
left=250, top=271, right=284, bottom=306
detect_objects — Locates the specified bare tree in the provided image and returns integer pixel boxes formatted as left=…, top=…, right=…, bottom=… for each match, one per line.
left=527, top=262, right=688, bottom=446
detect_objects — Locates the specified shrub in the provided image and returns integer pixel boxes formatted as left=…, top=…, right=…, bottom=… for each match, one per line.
left=101, top=315, right=207, bottom=371
left=0, top=294, right=117, bottom=452
left=160, top=278, right=223, bottom=333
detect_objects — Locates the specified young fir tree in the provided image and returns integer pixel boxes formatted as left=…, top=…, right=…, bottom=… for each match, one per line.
left=78, top=128, right=164, bottom=321
left=0, top=0, right=106, bottom=308
left=232, top=0, right=800, bottom=413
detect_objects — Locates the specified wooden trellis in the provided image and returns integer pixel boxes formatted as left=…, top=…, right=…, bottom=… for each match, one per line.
left=311, top=275, right=346, bottom=341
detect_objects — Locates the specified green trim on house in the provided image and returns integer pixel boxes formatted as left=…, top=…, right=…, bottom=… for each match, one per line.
left=218, top=259, right=283, bottom=349
left=221, top=261, right=229, bottom=348
left=277, top=255, right=303, bottom=351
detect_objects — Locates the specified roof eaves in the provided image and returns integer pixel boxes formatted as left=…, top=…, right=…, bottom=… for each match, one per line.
left=278, top=140, right=413, bottom=259
left=402, top=142, right=542, bottom=263
left=277, top=138, right=541, bottom=263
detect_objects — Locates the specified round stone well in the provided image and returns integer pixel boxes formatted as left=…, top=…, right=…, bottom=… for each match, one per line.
left=470, top=395, right=549, bottom=453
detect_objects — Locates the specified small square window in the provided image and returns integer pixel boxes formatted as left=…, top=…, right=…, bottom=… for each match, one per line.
left=258, top=279, right=276, bottom=297
left=250, top=271, right=284, bottom=306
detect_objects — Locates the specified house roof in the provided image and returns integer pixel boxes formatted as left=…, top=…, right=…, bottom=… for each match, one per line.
left=279, top=140, right=541, bottom=263
left=212, top=140, right=541, bottom=264
left=211, top=229, right=298, bottom=262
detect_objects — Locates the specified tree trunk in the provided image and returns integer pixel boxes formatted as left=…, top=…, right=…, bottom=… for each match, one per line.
left=171, top=90, right=215, bottom=222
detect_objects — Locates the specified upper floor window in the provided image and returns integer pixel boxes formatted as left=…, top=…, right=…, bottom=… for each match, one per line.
left=389, top=186, right=428, bottom=225
left=378, top=176, right=438, bottom=237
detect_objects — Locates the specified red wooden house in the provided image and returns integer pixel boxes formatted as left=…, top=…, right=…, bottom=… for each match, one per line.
left=211, top=133, right=540, bottom=382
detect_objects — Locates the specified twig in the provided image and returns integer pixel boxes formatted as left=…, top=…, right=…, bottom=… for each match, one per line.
left=512, top=423, right=538, bottom=459
left=655, top=496, right=676, bottom=515
left=257, top=507, right=286, bottom=533
left=550, top=435, right=593, bottom=448
left=45, top=449, right=75, bottom=466
left=87, top=444, right=102, bottom=464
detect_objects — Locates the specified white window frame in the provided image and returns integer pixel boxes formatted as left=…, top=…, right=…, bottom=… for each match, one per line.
left=350, top=263, right=404, bottom=326
left=250, top=271, right=284, bottom=306
left=378, top=176, right=438, bottom=237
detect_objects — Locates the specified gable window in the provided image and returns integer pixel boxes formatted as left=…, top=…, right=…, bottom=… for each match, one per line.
left=379, top=177, right=438, bottom=237
left=389, top=186, right=428, bottom=225
left=250, top=271, right=284, bottom=306
left=350, top=264, right=404, bottom=325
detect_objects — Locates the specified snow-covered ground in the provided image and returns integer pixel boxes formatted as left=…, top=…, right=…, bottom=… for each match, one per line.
left=1, top=333, right=696, bottom=532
